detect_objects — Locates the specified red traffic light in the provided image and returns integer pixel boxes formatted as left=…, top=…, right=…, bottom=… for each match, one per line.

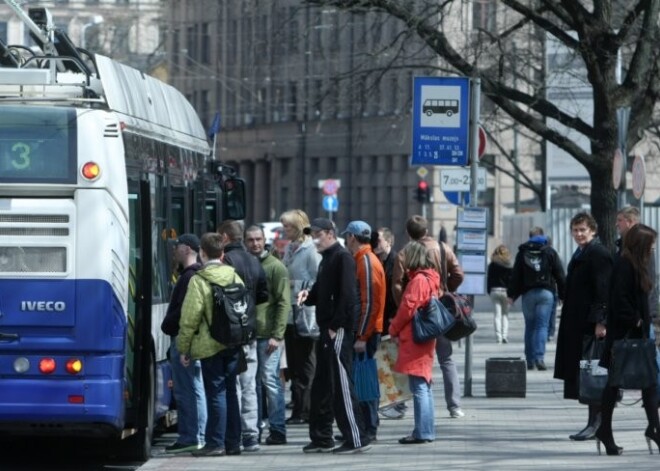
left=415, top=180, right=430, bottom=203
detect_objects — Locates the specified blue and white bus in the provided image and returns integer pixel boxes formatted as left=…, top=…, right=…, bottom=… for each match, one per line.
left=0, top=3, right=245, bottom=460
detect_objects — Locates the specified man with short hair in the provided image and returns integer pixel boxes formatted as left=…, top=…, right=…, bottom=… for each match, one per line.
left=342, top=220, right=386, bottom=441
left=178, top=233, right=243, bottom=457
left=392, top=215, right=466, bottom=418
left=217, top=220, right=269, bottom=452
left=161, top=234, right=206, bottom=453
left=244, top=225, right=290, bottom=446
left=297, top=218, right=371, bottom=454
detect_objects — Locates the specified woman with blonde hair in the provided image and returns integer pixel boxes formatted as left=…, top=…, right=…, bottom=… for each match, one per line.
left=487, top=244, right=513, bottom=343
left=279, top=209, right=321, bottom=425
left=389, top=240, right=440, bottom=444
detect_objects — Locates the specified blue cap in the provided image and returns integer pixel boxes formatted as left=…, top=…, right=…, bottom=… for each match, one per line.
left=341, top=220, right=371, bottom=238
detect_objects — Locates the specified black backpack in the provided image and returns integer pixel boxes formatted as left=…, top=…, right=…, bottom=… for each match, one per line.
left=200, top=273, right=255, bottom=347
left=522, top=246, right=550, bottom=286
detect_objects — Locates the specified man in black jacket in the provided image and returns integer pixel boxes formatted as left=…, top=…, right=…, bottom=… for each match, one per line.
left=160, top=234, right=206, bottom=453
left=297, top=218, right=370, bottom=454
left=217, top=220, right=269, bottom=452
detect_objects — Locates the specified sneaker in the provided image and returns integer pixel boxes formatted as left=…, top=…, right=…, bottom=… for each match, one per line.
left=333, top=442, right=372, bottom=454
left=265, top=433, right=287, bottom=445
left=226, top=447, right=242, bottom=456
left=302, top=442, right=335, bottom=453
left=378, top=407, right=405, bottom=420
left=535, top=360, right=547, bottom=371
left=450, top=408, right=465, bottom=418
left=192, top=446, right=225, bottom=457
left=502, top=338, right=509, bottom=344
left=242, top=438, right=260, bottom=452
left=165, top=442, right=202, bottom=454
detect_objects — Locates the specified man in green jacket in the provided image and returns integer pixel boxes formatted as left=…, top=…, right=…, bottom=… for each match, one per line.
left=245, top=225, right=290, bottom=446
left=177, top=232, right=245, bottom=457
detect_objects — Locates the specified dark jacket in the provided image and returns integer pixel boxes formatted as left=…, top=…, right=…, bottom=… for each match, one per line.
left=553, top=238, right=613, bottom=399
left=305, top=241, right=359, bottom=332
left=487, top=261, right=512, bottom=294
left=600, top=256, right=651, bottom=368
left=161, top=262, right=202, bottom=337
left=223, top=241, right=269, bottom=311
left=508, top=240, right=566, bottom=301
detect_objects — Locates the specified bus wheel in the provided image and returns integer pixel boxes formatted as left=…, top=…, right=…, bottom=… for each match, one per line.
left=425, top=110, right=433, bottom=117
left=122, top=356, right=155, bottom=462
left=446, top=110, right=453, bottom=117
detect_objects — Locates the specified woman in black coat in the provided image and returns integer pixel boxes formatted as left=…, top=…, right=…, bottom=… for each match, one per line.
left=553, top=212, right=612, bottom=441
left=595, top=224, right=660, bottom=455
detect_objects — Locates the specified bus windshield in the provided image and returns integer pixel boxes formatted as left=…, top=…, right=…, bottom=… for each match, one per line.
left=0, top=106, right=77, bottom=184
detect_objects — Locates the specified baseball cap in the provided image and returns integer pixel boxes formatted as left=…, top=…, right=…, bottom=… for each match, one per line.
left=174, top=233, right=200, bottom=252
left=303, top=217, right=335, bottom=234
left=341, top=220, right=371, bottom=238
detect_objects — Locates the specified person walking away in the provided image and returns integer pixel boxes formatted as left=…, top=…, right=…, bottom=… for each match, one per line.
left=297, top=218, right=371, bottom=454
left=392, top=215, right=466, bottom=419
left=596, top=223, right=660, bottom=455
left=244, top=225, right=290, bottom=445
left=374, top=227, right=406, bottom=420
left=508, top=227, right=566, bottom=371
left=217, top=220, right=269, bottom=452
left=487, top=244, right=513, bottom=344
left=177, top=233, right=243, bottom=456
left=553, top=213, right=612, bottom=442
left=343, top=220, right=386, bottom=441
left=389, top=240, right=439, bottom=444
left=279, top=209, right=321, bottom=425
left=160, top=234, right=206, bottom=453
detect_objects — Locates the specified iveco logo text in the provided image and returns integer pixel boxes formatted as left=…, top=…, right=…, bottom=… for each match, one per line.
left=21, top=301, right=66, bottom=312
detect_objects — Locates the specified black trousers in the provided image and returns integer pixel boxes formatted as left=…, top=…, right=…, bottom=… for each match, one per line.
left=284, top=324, right=316, bottom=420
left=308, top=327, right=367, bottom=448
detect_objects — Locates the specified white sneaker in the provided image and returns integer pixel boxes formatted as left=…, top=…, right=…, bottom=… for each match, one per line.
left=379, top=407, right=405, bottom=420
left=450, top=408, right=465, bottom=418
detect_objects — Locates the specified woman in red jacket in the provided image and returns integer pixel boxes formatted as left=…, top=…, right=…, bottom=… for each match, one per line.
left=389, top=240, right=440, bottom=444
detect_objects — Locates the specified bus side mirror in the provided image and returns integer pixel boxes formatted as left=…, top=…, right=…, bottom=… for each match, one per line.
left=223, top=177, right=246, bottom=221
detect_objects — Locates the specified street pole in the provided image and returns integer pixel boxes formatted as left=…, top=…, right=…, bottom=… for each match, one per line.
left=464, top=77, right=481, bottom=398
left=617, top=107, right=630, bottom=209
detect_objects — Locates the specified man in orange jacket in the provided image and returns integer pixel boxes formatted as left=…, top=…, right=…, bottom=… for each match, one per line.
left=343, top=220, right=386, bottom=441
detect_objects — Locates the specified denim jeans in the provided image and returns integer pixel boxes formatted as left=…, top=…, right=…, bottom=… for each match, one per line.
left=256, top=338, right=286, bottom=436
left=409, top=375, right=435, bottom=440
left=238, top=340, right=259, bottom=446
left=435, top=334, right=461, bottom=411
left=521, top=288, right=555, bottom=364
left=490, top=288, right=509, bottom=342
left=201, top=348, right=241, bottom=450
left=170, top=339, right=207, bottom=446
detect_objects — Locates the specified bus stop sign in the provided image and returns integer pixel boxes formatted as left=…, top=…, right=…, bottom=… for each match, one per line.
left=411, top=76, right=470, bottom=166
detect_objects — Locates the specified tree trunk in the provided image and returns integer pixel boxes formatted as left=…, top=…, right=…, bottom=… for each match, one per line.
left=589, top=163, right=618, bottom=251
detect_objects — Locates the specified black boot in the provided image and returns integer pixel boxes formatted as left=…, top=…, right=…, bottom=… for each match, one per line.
left=569, top=404, right=601, bottom=441
left=642, top=386, right=660, bottom=454
left=595, top=386, right=622, bottom=455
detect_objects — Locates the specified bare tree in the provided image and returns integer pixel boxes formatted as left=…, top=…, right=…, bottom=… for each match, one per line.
left=305, top=0, right=660, bottom=248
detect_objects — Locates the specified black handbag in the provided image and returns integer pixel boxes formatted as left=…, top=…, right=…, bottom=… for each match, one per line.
left=608, top=333, right=658, bottom=390
left=412, top=297, right=455, bottom=344
left=440, top=292, right=477, bottom=341
left=578, top=335, right=608, bottom=405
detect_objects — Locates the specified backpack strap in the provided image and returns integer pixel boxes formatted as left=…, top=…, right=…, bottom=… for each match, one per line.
left=439, top=243, right=448, bottom=292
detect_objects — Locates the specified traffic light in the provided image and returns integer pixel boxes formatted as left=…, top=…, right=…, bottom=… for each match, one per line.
left=415, top=180, right=431, bottom=203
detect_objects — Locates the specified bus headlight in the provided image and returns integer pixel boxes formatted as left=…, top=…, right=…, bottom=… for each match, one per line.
left=13, top=357, right=30, bottom=373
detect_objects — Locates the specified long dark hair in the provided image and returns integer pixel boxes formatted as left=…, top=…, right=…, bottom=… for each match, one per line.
left=622, top=223, right=657, bottom=293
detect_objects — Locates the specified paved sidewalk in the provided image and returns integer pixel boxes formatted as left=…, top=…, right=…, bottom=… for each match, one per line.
left=139, top=308, right=659, bottom=471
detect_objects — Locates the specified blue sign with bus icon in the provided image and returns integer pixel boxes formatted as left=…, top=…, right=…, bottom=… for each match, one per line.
left=412, top=77, right=470, bottom=166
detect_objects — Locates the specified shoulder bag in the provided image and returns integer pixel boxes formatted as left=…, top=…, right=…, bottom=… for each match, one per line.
left=412, top=295, right=455, bottom=344
left=578, top=335, right=608, bottom=405
left=439, top=243, right=477, bottom=341
left=608, top=330, right=658, bottom=390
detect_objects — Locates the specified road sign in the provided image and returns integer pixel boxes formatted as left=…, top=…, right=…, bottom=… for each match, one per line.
left=478, top=126, right=487, bottom=159
left=444, top=191, right=470, bottom=206
left=322, top=194, right=339, bottom=212
left=632, top=154, right=646, bottom=199
left=440, top=168, right=486, bottom=192
left=416, top=166, right=429, bottom=179
left=318, top=179, right=341, bottom=194
left=411, top=76, right=470, bottom=166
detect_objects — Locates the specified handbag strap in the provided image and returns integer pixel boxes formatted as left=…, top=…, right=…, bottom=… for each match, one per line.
left=439, top=243, right=448, bottom=292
